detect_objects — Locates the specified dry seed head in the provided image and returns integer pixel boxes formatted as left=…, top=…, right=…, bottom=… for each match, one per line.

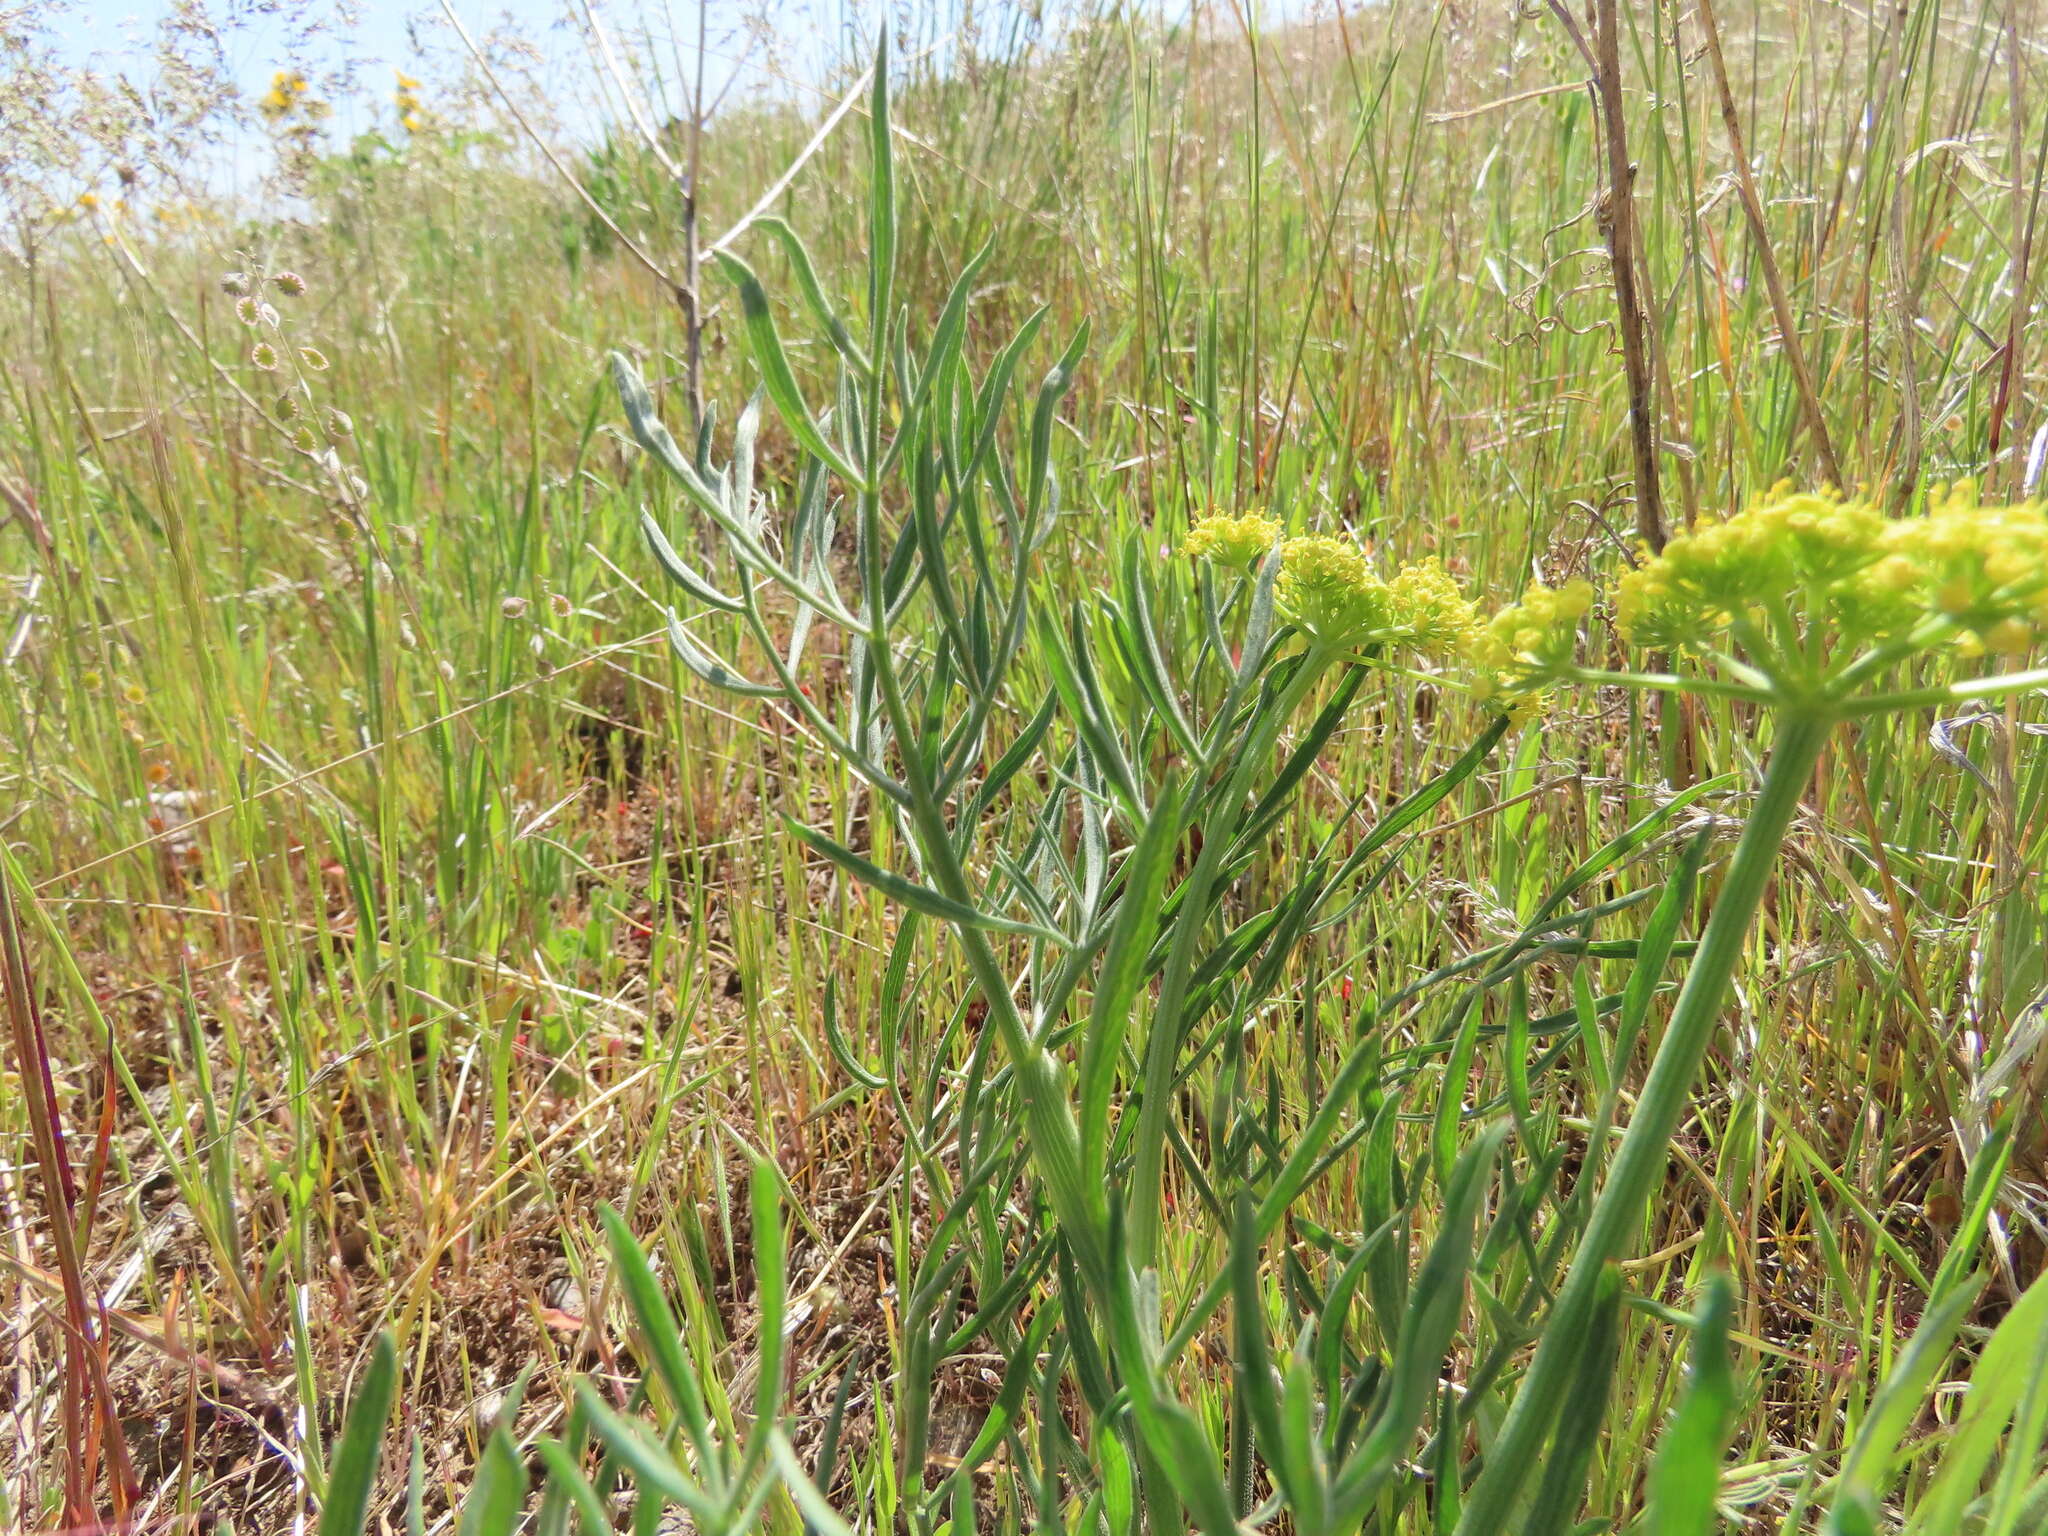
left=325, top=408, right=354, bottom=439
left=221, top=271, right=250, bottom=296
left=501, top=596, right=530, bottom=618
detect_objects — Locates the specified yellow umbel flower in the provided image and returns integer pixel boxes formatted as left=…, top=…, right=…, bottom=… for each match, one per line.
left=1481, top=482, right=2048, bottom=722
left=1184, top=510, right=1281, bottom=572
left=1474, top=580, right=1595, bottom=673
left=1278, top=536, right=1397, bottom=651
left=1616, top=484, right=1907, bottom=652
left=1189, top=519, right=1486, bottom=665
left=1615, top=482, right=2048, bottom=666
left=1387, top=558, right=1480, bottom=652
left=1468, top=579, right=1594, bottom=720
left=1883, top=482, right=2048, bottom=654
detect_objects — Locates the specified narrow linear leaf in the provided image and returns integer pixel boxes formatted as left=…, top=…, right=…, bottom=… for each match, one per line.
left=1645, top=1272, right=1739, bottom=1536
left=320, top=1333, right=399, bottom=1536
left=714, top=250, right=865, bottom=485
left=642, top=511, right=743, bottom=612
left=784, top=816, right=1063, bottom=942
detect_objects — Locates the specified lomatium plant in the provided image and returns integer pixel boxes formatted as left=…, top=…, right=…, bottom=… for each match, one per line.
left=298, top=60, right=2048, bottom=1536
left=1454, top=482, right=2048, bottom=1534
left=570, top=43, right=1601, bottom=1536
left=512, top=68, right=2048, bottom=1536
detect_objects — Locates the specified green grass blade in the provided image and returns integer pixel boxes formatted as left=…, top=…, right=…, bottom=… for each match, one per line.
left=1645, top=1272, right=1738, bottom=1536
left=319, top=1332, right=399, bottom=1536
left=599, top=1204, right=720, bottom=1484
left=1523, top=1263, right=1625, bottom=1536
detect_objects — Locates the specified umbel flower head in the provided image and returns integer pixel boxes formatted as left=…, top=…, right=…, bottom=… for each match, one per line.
left=1617, top=483, right=2048, bottom=666
left=1486, top=483, right=2048, bottom=715
left=1185, top=517, right=1477, bottom=660
left=1469, top=580, right=1594, bottom=721
left=1278, top=536, right=1395, bottom=649
left=1614, top=487, right=1914, bottom=654
left=1884, top=483, right=2048, bottom=655
left=1184, top=510, right=1280, bottom=572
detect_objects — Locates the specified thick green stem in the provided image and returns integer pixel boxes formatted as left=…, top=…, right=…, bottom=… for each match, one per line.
left=1454, top=708, right=1833, bottom=1534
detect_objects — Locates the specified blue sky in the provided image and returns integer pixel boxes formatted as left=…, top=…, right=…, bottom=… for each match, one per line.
left=47, top=0, right=857, bottom=195
left=43, top=0, right=1294, bottom=201
left=49, top=1, right=1070, bottom=129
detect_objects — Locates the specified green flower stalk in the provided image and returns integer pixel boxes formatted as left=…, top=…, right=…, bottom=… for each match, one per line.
left=1457, top=483, right=2048, bottom=1532
left=1151, top=519, right=1480, bottom=1276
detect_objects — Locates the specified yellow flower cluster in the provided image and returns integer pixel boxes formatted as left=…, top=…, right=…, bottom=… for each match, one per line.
left=1389, top=558, right=1485, bottom=651
left=1468, top=580, right=1595, bottom=721
left=1475, top=580, right=1596, bottom=670
left=1888, top=483, right=2048, bottom=655
left=1278, top=536, right=1400, bottom=649
left=1184, top=515, right=1478, bottom=659
left=1184, top=510, right=1281, bottom=571
left=395, top=72, right=428, bottom=134
left=1616, top=482, right=2048, bottom=663
left=260, top=70, right=312, bottom=120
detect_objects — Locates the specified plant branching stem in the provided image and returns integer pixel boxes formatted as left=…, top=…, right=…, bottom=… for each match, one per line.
left=1454, top=708, right=1832, bottom=1532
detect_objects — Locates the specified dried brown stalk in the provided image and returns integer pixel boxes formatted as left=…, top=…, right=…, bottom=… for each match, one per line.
left=0, top=862, right=135, bottom=1524
left=1551, top=0, right=1666, bottom=552
left=1694, top=0, right=1847, bottom=490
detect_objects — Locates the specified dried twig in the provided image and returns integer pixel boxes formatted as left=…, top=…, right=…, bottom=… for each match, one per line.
left=1694, top=0, right=1846, bottom=490
left=438, top=0, right=678, bottom=294
left=1551, top=0, right=1665, bottom=551
left=1888, top=172, right=1923, bottom=509
left=1988, top=0, right=2046, bottom=474
left=0, top=856, right=136, bottom=1525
